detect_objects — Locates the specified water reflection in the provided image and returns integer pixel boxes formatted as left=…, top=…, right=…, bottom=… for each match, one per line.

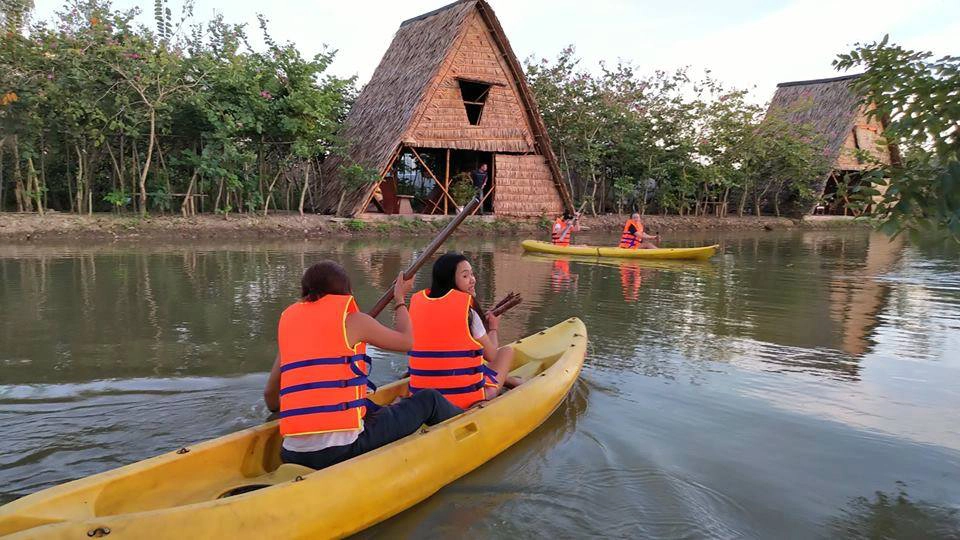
left=827, top=232, right=905, bottom=356
left=550, top=259, right=578, bottom=293
left=826, top=482, right=960, bottom=539
left=618, top=262, right=648, bottom=303
left=0, top=232, right=948, bottom=386
left=357, top=378, right=591, bottom=539
left=2, top=231, right=959, bottom=538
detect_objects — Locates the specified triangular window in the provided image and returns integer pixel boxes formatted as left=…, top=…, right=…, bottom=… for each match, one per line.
left=458, top=80, right=491, bottom=126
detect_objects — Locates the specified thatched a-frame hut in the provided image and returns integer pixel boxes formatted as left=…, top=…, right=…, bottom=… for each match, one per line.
left=767, top=74, right=899, bottom=215
left=319, top=0, right=573, bottom=217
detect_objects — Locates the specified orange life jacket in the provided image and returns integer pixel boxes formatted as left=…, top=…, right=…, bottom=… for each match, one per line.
left=277, top=294, right=374, bottom=437
left=619, top=219, right=643, bottom=249
left=552, top=218, right=572, bottom=246
left=407, top=289, right=495, bottom=409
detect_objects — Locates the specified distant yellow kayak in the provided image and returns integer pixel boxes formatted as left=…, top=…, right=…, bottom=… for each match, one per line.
left=521, top=240, right=719, bottom=260
left=0, top=319, right=587, bottom=540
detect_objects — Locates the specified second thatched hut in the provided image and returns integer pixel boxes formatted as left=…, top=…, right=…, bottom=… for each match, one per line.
left=766, top=74, right=900, bottom=215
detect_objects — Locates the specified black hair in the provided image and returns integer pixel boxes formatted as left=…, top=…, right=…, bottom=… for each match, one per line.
left=301, top=261, right=351, bottom=302
left=562, top=211, right=573, bottom=220
left=428, top=252, right=469, bottom=298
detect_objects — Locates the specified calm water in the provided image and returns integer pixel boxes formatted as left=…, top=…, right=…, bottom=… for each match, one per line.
left=1, top=229, right=959, bottom=539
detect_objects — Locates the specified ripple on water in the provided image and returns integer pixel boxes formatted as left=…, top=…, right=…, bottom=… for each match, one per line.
left=0, top=375, right=267, bottom=504
left=483, top=467, right=751, bottom=539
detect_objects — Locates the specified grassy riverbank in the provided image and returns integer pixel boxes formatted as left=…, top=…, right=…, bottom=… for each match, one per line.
left=0, top=212, right=869, bottom=243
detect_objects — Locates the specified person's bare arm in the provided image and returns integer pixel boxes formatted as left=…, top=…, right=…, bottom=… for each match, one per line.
left=477, top=312, right=500, bottom=363
left=263, top=351, right=281, bottom=412
left=347, top=310, right=412, bottom=351
left=346, top=272, right=414, bottom=352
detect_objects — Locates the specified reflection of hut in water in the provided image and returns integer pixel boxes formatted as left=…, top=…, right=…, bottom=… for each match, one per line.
left=829, top=232, right=903, bottom=356
left=317, top=0, right=572, bottom=217
left=766, top=75, right=900, bottom=215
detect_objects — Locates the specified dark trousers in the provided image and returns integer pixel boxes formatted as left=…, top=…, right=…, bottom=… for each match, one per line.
left=280, top=389, right=463, bottom=470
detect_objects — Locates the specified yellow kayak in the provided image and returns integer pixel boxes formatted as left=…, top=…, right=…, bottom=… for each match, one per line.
left=521, top=240, right=719, bottom=260
left=0, top=319, right=587, bottom=539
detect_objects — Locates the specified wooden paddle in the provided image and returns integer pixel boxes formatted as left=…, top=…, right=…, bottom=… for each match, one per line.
left=490, top=293, right=522, bottom=317
left=471, top=291, right=523, bottom=332
left=367, top=195, right=481, bottom=317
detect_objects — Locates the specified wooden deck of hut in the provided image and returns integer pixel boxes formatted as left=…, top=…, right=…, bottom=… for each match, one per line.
left=767, top=74, right=900, bottom=215
left=318, top=0, right=573, bottom=218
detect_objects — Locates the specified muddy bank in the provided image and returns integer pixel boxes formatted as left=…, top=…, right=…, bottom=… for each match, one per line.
left=0, top=211, right=867, bottom=243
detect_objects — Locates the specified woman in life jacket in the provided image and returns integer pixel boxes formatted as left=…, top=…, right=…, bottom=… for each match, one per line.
left=619, top=212, right=660, bottom=249
left=263, top=261, right=463, bottom=470
left=407, top=252, right=517, bottom=409
left=551, top=211, right=580, bottom=246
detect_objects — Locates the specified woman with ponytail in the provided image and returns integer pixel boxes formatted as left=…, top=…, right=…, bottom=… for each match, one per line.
left=405, top=252, right=516, bottom=408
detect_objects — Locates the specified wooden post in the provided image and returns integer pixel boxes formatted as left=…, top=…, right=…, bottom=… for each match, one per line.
left=359, top=147, right=402, bottom=215
left=490, top=155, right=495, bottom=214
left=444, top=149, right=450, bottom=215
left=472, top=183, right=496, bottom=216
left=410, top=147, right=457, bottom=210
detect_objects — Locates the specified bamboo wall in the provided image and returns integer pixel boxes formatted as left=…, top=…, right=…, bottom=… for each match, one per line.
left=404, top=11, right=536, bottom=153
left=494, top=154, right=563, bottom=216
left=835, top=106, right=892, bottom=170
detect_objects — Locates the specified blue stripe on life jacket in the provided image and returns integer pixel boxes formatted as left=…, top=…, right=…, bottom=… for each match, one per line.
left=278, top=397, right=380, bottom=418
left=280, top=354, right=371, bottom=373
left=407, top=349, right=483, bottom=359
left=408, top=366, right=484, bottom=377
left=279, top=375, right=369, bottom=396
left=409, top=380, right=486, bottom=396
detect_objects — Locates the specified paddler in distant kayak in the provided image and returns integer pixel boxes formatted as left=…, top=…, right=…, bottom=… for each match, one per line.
left=263, top=261, right=463, bottom=470
left=551, top=211, right=580, bottom=246
left=619, top=212, right=660, bottom=249
left=406, top=252, right=517, bottom=408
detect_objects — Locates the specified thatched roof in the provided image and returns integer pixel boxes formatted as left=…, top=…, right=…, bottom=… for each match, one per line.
left=318, top=0, right=572, bottom=216
left=767, top=74, right=864, bottom=167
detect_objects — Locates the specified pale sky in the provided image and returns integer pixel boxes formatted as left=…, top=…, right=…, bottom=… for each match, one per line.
left=31, top=0, right=960, bottom=103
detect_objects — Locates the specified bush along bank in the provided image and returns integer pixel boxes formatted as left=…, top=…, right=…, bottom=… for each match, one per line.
left=0, top=211, right=872, bottom=243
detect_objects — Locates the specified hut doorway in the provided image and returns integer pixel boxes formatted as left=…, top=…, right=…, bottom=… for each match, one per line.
left=820, top=171, right=866, bottom=216
left=449, top=150, right=494, bottom=214
left=378, top=146, right=493, bottom=215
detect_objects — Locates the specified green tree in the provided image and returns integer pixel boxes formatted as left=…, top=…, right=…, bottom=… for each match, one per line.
left=835, top=36, right=960, bottom=239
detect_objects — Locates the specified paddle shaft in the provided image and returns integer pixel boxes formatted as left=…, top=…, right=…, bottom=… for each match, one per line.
left=367, top=196, right=481, bottom=318
left=558, top=200, right=589, bottom=242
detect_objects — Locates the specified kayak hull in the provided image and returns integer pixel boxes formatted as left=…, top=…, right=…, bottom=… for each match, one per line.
left=521, top=240, right=719, bottom=260
left=0, top=319, right=588, bottom=540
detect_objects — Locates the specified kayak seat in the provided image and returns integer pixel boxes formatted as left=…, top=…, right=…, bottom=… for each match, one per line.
left=217, top=463, right=316, bottom=499
left=506, top=361, right=543, bottom=385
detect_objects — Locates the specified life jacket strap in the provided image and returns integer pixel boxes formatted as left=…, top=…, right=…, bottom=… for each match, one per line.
left=480, top=363, right=499, bottom=385
left=280, top=353, right=372, bottom=373
left=279, top=375, right=371, bottom=396
left=409, top=380, right=486, bottom=396
left=407, top=349, right=484, bottom=359
left=407, top=366, right=485, bottom=377
left=348, top=361, right=377, bottom=393
left=278, top=397, right=377, bottom=418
